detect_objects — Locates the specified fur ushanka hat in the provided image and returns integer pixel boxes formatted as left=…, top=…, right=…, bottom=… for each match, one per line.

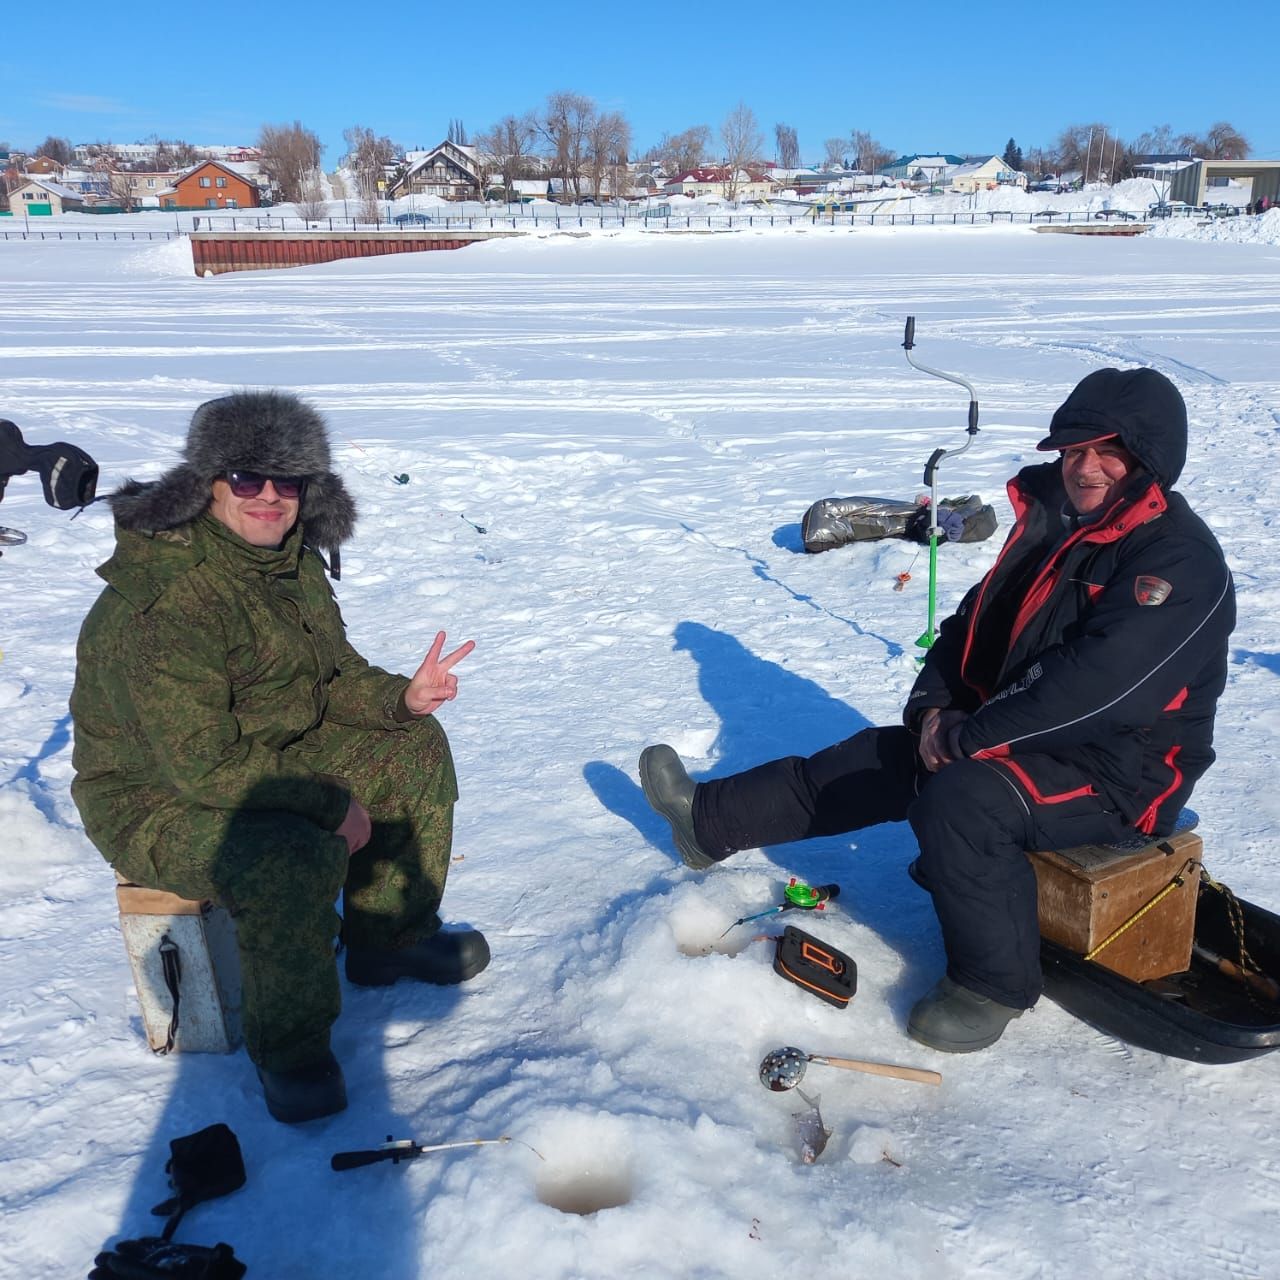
left=110, top=391, right=356, bottom=571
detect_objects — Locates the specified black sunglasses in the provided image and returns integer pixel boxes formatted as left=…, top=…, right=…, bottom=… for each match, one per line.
left=224, top=470, right=307, bottom=499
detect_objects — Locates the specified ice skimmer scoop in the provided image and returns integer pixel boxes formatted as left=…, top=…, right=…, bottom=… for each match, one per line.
left=759, top=1045, right=941, bottom=1092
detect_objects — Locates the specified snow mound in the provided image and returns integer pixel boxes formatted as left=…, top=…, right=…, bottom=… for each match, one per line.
left=1146, top=207, right=1280, bottom=245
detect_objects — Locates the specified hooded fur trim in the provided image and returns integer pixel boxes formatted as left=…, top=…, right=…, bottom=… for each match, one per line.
left=109, top=391, right=357, bottom=551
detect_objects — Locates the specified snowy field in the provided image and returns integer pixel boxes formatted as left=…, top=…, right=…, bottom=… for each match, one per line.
left=2, top=223, right=1280, bottom=1279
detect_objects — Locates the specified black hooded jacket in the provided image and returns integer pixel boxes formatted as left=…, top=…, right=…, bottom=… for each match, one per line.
left=904, top=368, right=1235, bottom=835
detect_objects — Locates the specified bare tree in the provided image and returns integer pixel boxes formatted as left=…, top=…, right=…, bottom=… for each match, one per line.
left=447, top=118, right=469, bottom=146
left=1132, top=123, right=1180, bottom=156
left=149, top=136, right=199, bottom=170
left=257, top=121, right=323, bottom=203
left=1053, top=123, right=1120, bottom=184
left=35, top=135, right=74, bottom=166
left=850, top=130, right=893, bottom=176
left=107, top=168, right=136, bottom=211
left=539, top=91, right=594, bottom=201
left=649, top=126, right=711, bottom=175
left=822, top=137, right=848, bottom=169
left=343, top=125, right=396, bottom=220
left=586, top=110, right=631, bottom=202
left=1201, top=121, right=1250, bottom=160
left=297, top=172, right=328, bottom=221
left=720, top=102, right=763, bottom=201
left=775, top=123, right=799, bottom=169
left=476, top=114, right=539, bottom=202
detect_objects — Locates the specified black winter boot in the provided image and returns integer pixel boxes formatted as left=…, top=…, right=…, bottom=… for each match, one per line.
left=907, top=976, right=1024, bottom=1053
left=257, top=1050, right=347, bottom=1124
left=346, top=928, right=490, bottom=987
left=638, top=744, right=720, bottom=870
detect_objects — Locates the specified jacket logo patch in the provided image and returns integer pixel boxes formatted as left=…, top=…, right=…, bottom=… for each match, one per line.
left=1134, top=575, right=1172, bottom=606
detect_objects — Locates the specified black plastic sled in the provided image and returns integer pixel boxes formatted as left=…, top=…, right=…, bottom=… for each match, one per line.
left=1042, top=882, right=1280, bottom=1064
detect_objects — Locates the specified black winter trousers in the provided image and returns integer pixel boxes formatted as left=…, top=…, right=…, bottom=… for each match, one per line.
left=692, top=726, right=1130, bottom=1008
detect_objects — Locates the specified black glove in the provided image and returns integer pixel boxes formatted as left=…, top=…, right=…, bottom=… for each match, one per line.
left=89, top=1236, right=245, bottom=1279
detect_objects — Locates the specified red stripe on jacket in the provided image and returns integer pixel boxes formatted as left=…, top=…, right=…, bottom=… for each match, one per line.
left=986, top=755, right=1097, bottom=806
left=1136, top=746, right=1183, bottom=834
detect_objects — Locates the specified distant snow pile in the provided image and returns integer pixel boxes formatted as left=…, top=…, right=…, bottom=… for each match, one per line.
left=119, top=235, right=196, bottom=277
left=860, top=177, right=1162, bottom=219
left=1147, top=208, right=1280, bottom=245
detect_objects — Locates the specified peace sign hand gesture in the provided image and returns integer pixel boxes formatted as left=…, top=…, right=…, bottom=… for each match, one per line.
left=404, top=631, right=476, bottom=717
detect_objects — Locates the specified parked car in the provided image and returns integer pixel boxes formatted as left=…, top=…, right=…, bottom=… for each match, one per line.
left=1147, top=201, right=1189, bottom=219
left=1094, top=208, right=1137, bottom=221
left=393, top=212, right=432, bottom=226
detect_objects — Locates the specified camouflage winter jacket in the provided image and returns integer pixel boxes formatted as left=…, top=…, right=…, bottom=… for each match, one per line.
left=70, top=513, right=412, bottom=867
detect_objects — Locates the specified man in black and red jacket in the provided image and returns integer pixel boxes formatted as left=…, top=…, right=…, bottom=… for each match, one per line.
left=640, top=367, right=1235, bottom=1053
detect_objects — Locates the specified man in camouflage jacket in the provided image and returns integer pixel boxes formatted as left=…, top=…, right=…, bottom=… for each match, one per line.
left=71, top=391, right=486, bottom=1123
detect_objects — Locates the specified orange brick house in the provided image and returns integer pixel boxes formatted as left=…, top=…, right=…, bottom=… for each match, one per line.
left=163, top=160, right=260, bottom=210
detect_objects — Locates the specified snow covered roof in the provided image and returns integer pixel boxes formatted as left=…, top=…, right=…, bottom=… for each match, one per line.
left=12, top=178, right=84, bottom=200
left=948, top=157, right=1008, bottom=177
left=669, top=166, right=770, bottom=184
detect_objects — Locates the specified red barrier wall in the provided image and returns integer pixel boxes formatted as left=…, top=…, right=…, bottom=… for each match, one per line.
left=188, top=230, right=519, bottom=276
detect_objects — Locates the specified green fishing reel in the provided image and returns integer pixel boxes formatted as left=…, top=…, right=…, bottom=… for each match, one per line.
left=783, top=879, right=839, bottom=909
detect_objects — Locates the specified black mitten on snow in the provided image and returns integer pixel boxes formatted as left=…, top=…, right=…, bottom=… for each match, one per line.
left=150, top=1124, right=246, bottom=1240
left=89, top=1236, right=246, bottom=1279
left=88, top=1124, right=249, bottom=1277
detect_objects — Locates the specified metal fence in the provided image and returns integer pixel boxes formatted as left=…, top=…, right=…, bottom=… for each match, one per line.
left=0, top=229, right=183, bottom=241
left=0, top=204, right=1220, bottom=242
left=197, top=208, right=1192, bottom=231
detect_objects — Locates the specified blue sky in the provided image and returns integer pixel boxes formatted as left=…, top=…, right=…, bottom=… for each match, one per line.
left=4, top=1, right=1277, bottom=164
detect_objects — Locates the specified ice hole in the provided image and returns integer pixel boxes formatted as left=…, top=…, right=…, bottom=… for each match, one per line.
left=536, top=1162, right=633, bottom=1215
left=670, top=906, right=755, bottom=958
left=533, top=1114, right=634, bottom=1216
left=675, top=928, right=755, bottom=958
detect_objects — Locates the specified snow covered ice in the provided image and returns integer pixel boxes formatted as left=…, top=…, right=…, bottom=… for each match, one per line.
left=2, top=220, right=1279, bottom=1279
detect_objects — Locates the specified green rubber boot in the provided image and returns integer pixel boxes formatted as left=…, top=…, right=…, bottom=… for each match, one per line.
left=907, top=976, right=1024, bottom=1053
left=638, top=744, right=719, bottom=870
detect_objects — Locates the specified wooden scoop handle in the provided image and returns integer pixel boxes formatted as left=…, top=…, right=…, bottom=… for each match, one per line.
left=809, top=1054, right=942, bottom=1086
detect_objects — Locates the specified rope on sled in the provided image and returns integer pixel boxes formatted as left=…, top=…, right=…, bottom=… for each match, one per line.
left=1084, top=858, right=1200, bottom=962
left=1199, top=870, right=1273, bottom=1007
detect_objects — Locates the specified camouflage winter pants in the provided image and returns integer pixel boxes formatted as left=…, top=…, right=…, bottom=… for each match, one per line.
left=119, top=715, right=458, bottom=1070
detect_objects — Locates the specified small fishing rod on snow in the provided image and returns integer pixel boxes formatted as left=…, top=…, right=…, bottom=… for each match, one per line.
left=901, top=317, right=980, bottom=651
left=331, top=1134, right=544, bottom=1172
left=718, top=878, right=840, bottom=939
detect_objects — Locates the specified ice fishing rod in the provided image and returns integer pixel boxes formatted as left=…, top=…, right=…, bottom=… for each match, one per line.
left=718, top=879, right=840, bottom=938
left=331, top=1134, right=543, bottom=1171
left=901, top=317, right=980, bottom=651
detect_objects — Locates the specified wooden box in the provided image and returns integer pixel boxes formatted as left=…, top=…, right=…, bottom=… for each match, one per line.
left=1028, top=829, right=1203, bottom=983
left=116, top=880, right=242, bottom=1054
